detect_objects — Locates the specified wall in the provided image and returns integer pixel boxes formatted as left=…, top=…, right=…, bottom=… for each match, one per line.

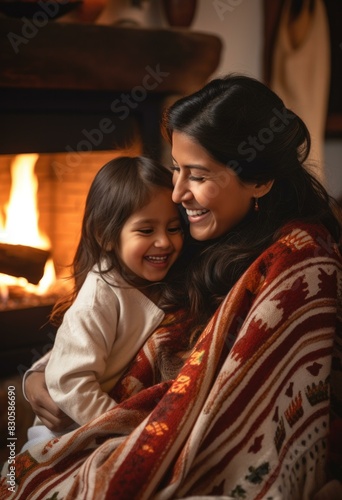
left=192, top=0, right=263, bottom=80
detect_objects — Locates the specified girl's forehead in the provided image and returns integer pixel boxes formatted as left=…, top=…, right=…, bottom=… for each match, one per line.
left=133, top=188, right=174, bottom=212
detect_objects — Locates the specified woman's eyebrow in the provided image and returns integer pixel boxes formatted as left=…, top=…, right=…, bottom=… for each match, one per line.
left=171, top=157, right=210, bottom=172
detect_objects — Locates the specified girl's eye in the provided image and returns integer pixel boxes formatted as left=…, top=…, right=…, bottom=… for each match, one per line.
left=137, top=229, right=153, bottom=235
left=170, top=164, right=180, bottom=173
left=168, top=226, right=182, bottom=234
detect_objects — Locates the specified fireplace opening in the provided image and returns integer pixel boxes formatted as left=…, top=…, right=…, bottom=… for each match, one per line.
left=0, top=142, right=142, bottom=377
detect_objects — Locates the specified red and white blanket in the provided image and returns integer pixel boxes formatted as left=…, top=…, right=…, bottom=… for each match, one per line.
left=1, top=222, right=341, bottom=499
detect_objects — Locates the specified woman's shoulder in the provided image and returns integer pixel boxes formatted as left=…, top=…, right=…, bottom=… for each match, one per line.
left=257, top=221, right=342, bottom=282
left=276, top=221, right=341, bottom=258
left=244, top=221, right=342, bottom=301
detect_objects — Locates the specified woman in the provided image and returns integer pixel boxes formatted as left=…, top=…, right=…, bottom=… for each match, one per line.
left=7, top=75, right=342, bottom=499
left=163, top=73, right=341, bottom=329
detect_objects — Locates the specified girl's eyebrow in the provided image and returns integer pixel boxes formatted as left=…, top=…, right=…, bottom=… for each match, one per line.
left=171, top=157, right=210, bottom=172
left=131, top=216, right=180, bottom=227
left=131, top=218, right=157, bottom=226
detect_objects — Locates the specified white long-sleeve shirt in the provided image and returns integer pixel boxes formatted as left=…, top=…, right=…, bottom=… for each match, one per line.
left=45, top=267, right=164, bottom=426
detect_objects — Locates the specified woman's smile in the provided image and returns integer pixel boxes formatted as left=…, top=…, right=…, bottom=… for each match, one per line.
left=185, top=208, right=210, bottom=223
left=186, top=208, right=210, bottom=217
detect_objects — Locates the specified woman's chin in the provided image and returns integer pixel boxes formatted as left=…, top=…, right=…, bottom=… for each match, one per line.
left=189, top=224, right=215, bottom=241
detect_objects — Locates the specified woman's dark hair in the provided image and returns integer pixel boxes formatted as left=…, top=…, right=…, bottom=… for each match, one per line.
left=50, top=156, right=181, bottom=325
left=162, top=74, right=341, bottom=325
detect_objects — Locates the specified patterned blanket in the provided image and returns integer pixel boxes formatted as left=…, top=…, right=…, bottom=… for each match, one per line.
left=1, top=222, right=341, bottom=500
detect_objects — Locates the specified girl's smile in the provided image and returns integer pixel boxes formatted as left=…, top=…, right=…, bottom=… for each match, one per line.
left=144, top=253, right=172, bottom=268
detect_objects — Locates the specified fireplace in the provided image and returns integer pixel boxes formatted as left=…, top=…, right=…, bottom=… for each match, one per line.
left=0, top=148, right=141, bottom=377
left=0, top=149, right=142, bottom=284
left=0, top=18, right=222, bottom=377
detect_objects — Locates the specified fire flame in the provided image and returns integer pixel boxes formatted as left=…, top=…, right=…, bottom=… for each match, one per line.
left=0, top=154, right=56, bottom=297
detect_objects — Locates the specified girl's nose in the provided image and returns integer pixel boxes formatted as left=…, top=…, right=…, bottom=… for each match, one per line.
left=154, top=232, right=172, bottom=248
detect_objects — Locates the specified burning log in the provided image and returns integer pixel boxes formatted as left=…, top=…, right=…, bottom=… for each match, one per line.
left=0, top=243, right=50, bottom=285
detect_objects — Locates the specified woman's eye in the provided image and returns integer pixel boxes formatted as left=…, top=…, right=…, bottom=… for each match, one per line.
left=170, top=165, right=180, bottom=173
left=189, top=175, right=205, bottom=182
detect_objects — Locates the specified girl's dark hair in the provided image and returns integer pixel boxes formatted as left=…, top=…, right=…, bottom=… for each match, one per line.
left=162, top=74, right=342, bottom=326
left=50, top=156, right=180, bottom=325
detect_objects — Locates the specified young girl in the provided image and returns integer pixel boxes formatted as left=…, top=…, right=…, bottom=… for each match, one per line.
left=25, top=156, right=184, bottom=444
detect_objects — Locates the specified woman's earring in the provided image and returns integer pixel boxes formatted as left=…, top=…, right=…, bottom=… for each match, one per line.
left=254, top=197, right=259, bottom=211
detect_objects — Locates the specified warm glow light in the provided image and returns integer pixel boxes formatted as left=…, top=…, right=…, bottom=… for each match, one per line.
left=0, top=154, right=56, bottom=297
left=36, top=258, right=55, bottom=294
left=0, top=154, right=49, bottom=248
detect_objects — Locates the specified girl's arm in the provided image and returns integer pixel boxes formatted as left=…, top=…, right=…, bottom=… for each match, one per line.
left=45, top=287, right=119, bottom=426
left=22, top=349, right=51, bottom=401
left=24, top=371, right=73, bottom=431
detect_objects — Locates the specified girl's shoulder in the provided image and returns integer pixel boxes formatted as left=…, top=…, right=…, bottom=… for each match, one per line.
left=89, top=260, right=127, bottom=287
left=75, top=266, right=122, bottom=303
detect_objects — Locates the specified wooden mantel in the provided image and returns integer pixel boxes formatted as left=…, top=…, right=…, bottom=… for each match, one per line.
left=0, top=19, right=222, bottom=156
left=1, top=19, right=222, bottom=94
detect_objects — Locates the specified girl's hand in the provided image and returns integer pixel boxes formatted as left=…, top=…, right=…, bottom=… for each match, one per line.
left=25, top=371, right=74, bottom=432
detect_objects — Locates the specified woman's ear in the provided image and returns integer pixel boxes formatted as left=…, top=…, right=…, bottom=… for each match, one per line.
left=254, top=179, right=274, bottom=199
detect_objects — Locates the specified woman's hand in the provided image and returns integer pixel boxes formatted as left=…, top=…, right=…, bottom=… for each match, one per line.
left=25, top=371, right=74, bottom=432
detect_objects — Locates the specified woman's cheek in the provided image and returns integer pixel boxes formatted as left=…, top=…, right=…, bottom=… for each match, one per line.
left=200, top=184, right=221, bottom=206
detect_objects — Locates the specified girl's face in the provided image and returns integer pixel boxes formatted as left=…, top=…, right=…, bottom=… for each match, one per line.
left=118, top=188, right=183, bottom=282
left=171, top=132, right=267, bottom=241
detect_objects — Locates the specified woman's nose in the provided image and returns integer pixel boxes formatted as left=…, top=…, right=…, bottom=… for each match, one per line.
left=172, top=177, right=192, bottom=204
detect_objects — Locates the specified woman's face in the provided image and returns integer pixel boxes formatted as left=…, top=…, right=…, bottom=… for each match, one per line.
left=171, top=131, right=259, bottom=241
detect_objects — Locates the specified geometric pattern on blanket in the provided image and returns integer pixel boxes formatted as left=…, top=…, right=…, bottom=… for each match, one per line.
left=1, top=222, right=341, bottom=500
